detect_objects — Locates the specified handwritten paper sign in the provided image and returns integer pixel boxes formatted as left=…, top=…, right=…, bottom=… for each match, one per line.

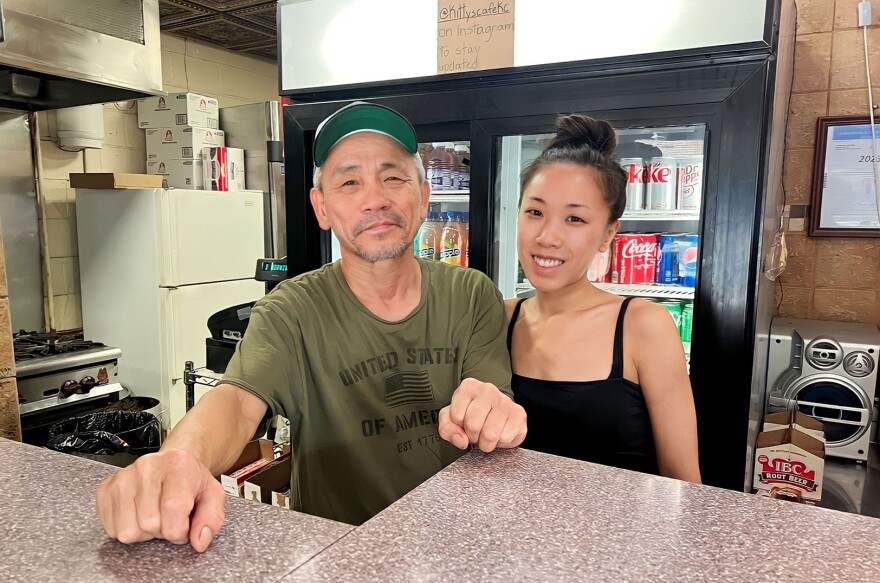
left=437, top=1, right=515, bottom=74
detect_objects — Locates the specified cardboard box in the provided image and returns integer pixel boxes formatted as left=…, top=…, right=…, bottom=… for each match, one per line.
left=763, top=410, right=825, bottom=442
left=146, top=159, right=204, bottom=189
left=137, top=92, right=219, bottom=129
left=753, top=428, right=825, bottom=505
left=69, top=173, right=164, bottom=189
left=146, top=127, right=225, bottom=160
left=243, top=454, right=292, bottom=504
left=272, top=488, right=291, bottom=510
left=202, top=147, right=246, bottom=191
left=219, top=439, right=290, bottom=497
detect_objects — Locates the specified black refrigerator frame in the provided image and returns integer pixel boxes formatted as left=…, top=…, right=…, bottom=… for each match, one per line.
left=281, top=6, right=790, bottom=491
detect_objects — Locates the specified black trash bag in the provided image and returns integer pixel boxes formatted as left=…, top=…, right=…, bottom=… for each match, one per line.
left=46, top=430, right=131, bottom=455
left=46, top=411, right=161, bottom=455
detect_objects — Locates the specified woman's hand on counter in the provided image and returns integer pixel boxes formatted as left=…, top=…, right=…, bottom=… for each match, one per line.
left=439, top=378, right=528, bottom=452
left=95, top=448, right=226, bottom=553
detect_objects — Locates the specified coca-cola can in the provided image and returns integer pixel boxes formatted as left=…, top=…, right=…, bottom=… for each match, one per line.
left=646, top=157, right=677, bottom=211
left=611, top=233, right=659, bottom=285
left=619, top=158, right=645, bottom=211
left=676, top=156, right=703, bottom=211
left=588, top=246, right=612, bottom=283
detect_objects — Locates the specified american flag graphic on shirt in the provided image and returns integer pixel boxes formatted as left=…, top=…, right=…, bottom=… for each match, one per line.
left=384, top=371, right=434, bottom=408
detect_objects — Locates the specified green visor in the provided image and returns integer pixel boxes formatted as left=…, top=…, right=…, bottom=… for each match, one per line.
left=313, top=101, right=418, bottom=167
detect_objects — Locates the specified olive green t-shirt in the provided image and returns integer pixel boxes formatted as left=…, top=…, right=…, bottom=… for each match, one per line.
left=222, top=259, right=512, bottom=525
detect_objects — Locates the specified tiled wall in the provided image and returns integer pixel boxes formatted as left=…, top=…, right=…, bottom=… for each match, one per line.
left=779, top=0, right=880, bottom=326
left=35, top=33, right=279, bottom=331
left=0, top=223, right=22, bottom=440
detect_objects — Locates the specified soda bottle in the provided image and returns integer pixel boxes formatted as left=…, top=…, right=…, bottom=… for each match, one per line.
left=449, top=145, right=462, bottom=190
left=459, top=212, right=469, bottom=267
left=416, top=214, right=438, bottom=260
left=418, top=143, right=431, bottom=173
left=440, top=142, right=455, bottom=191
left=454, top=144, right=470, bottom=191
left=439, top=211, right=462, bottom=265
left=425, top=212, right=438, bottom=260
left=427, top=143, right=448, bottom=191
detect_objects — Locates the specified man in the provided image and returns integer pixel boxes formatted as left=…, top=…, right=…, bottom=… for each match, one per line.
left=96, top=101, right=526, bottom=552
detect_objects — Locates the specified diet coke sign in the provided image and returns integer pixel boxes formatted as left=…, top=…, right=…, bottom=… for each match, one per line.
left=627, top=164, right=646, bottom=184
left=648, top=163, right=673, bottom=183
left=611, top=234, right=658, bottom=285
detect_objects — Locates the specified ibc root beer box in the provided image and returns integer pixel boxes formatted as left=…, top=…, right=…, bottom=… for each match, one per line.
left=202, top=147, right=245, bottom=191
left=753, top=411, right=825, bottom=506
left=137, top=92, right=219, bottom=129
left=146, top=127, right=224, bottom=160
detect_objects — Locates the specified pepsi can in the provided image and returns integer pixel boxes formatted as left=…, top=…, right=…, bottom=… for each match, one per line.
left=655, top=234, right=681, bottom=284
left=676, top=234, right=699, bottom=288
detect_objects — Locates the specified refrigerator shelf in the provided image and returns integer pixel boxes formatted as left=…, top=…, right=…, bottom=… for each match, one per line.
left=621, top=210, right=700, bottom=221
left=430, top=191, right=470, bottom=202
left=595, top=282, right=695, bottom=300
left=516, top=282, right=695, bottom=300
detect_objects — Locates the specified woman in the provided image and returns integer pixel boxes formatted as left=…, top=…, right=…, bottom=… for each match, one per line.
left=507, top=113, right=701, bottom=483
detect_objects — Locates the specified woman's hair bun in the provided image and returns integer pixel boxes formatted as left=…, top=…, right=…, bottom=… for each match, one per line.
left=547, top=113, right=617, bottom=157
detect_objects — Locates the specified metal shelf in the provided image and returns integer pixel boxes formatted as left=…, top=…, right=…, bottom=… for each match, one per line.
left=516, top=282, right=694, bottom=300
left=515, top=284, right=536, bottom=299
left=19, top=382, right=128, bottom=415
left=595, top=282, right=695, bottom=300
left=514, top=283, right=692, bottom=372
left=430, top=191, right=469, bottom=203
left=620, top=210, right=700, bottom=221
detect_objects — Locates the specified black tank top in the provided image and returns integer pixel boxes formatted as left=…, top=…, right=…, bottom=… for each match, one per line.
left=508, top=297, right=659, bottom=475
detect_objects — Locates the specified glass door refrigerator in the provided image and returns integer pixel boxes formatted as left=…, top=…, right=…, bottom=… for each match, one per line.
left=325, top=138, right=475, bottom=266
left=281, top=3, right=794, bottom=492
left=492, top=124, right=706, bottom=369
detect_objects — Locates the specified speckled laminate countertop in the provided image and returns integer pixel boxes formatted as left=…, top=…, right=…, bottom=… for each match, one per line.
left=0, top=438, right=352, bottom=583
left=6, top=439, right=880, bottom=582
left=284, top=448, right=880, bottom=583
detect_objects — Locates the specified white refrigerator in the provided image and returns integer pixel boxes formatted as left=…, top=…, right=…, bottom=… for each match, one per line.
left=76, top=188, right=266, bottom=429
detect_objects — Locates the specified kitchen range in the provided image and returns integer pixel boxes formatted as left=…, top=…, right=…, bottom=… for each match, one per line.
left=14, top=330, right=127, bottom=447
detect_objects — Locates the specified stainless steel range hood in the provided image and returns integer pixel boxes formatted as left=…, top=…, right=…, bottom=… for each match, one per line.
left=0, top=0, right=163, bottom=111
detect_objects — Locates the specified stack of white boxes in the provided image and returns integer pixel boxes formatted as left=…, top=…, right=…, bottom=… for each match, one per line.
left=137, top=92, right=223, bottom=189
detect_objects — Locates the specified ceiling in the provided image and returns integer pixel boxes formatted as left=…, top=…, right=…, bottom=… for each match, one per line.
left=158, top=1, right=277, bottom=62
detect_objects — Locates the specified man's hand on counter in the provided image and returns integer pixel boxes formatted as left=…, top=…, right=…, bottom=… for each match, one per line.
left=438, top=378, right=527, bottom=452
left=95, top=448, right=226, bottom=553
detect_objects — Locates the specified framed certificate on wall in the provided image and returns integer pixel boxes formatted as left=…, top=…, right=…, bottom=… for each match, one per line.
left=809, top=116, right=880, bottom=237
